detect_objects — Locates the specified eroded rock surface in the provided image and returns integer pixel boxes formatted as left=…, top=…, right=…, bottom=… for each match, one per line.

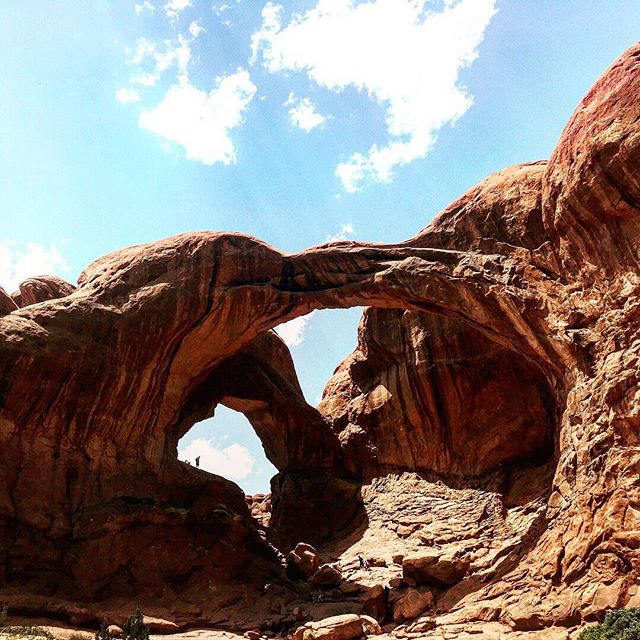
left=246, top=493, right=272, bottom=528
left=319, top=308, right=555, bottom=478
left=1, top=42, right=640, bottom=638
left=11, top=275, right=77, bottom=308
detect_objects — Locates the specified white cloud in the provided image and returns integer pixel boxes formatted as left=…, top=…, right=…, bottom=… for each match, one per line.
left=126, top=37, right=157, bottom=65
left=122, top=23, right=206, bottom=98
left=126, top=32, right=195, bottom=78
left=139, top=69, right=257, bottom=165
left=164, top=0, right=191, bottom=19
left=252, top=0, right=497, bottom=191
left=285, top=94, right=328, bottom=131
left=275, top=310, right=316, bottom=347
left=154, top=34, right=192, bottom=73
left=179, top=438, right=255, bottom=480
left=213, top=0, right=243, bottom=21
left=131, top=71, right=159, bottom=87
left=0, top=242, right=69, bottom=293
left=250, top=1, right=282, bottom=63
left=188, top=19, right=205, bottom=38
left=135, top=1, right=155, bottom=14
left=325, top=222, right=355, bottom=242
left=116, top=87, right=141, bottom=103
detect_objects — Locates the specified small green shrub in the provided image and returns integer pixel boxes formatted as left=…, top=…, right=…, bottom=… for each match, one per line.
left=122, top=609, right=149, bottom=640
left=579, top=608, right=640, bottom=639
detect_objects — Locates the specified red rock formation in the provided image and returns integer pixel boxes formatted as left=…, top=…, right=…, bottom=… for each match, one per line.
left=178, top=330, right=339, bottom=471
left=11, top=275, right=77, bottom=308
left=0, top=287, right=17, bottom=314
left=319, top=307, right=555, bottom=477
left=245, top=493, right=272, bottom=528
left=1, top=42, right=640, bottom=637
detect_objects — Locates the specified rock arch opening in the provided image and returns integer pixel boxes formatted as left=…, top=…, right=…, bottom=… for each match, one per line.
left=177, top=405, right=277, bottom=495
left=274, top=307, right=363, bottom=404
left=277, top=305, right=558, bottom=480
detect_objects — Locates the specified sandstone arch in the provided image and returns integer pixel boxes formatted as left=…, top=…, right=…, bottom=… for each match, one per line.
left=168, top=329, right=339, bottom=472
left=0, top=161, right=567, bottom=614
left=2, top=42, right=640, bottom=635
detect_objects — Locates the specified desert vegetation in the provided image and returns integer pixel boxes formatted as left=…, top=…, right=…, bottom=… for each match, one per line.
left=578, top=609, right=640, bottom=640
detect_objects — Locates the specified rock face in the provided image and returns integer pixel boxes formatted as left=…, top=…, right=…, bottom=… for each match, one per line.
left=319, top=307, right=556, bottom=478
left=11, top=275, right=77, bottom=308
left=0, top=287, right=17, bottom=314
left=245, top=493, right=272, bottom=528
left=1, top=43, right=640, bottom=636
left=390, top=588, right=434, bottom=623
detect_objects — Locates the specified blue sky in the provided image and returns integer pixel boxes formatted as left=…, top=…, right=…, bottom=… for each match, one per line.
left=1, top=0, right=639, bottom=493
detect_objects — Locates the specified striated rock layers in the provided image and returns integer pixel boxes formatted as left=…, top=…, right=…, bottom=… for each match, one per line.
left=2, top=44, right=640, bottom=635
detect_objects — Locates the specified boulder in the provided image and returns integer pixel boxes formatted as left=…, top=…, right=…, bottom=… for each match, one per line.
left=309, top=564, right=342, bottom=586
left=402, top=552, right=469, bottom=587
left=292, top=614, right=381, bottom=640
left=367, top=557, right=387, bottom=567
left=288, top=542, right=320, bottom=579
left=407, top=618, right=436, bottom=633
left=141, top=616, right=179, bottom=633
left=359, top=616, right=382, bottom=635
left=391, top=589, right=434, bottom=623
